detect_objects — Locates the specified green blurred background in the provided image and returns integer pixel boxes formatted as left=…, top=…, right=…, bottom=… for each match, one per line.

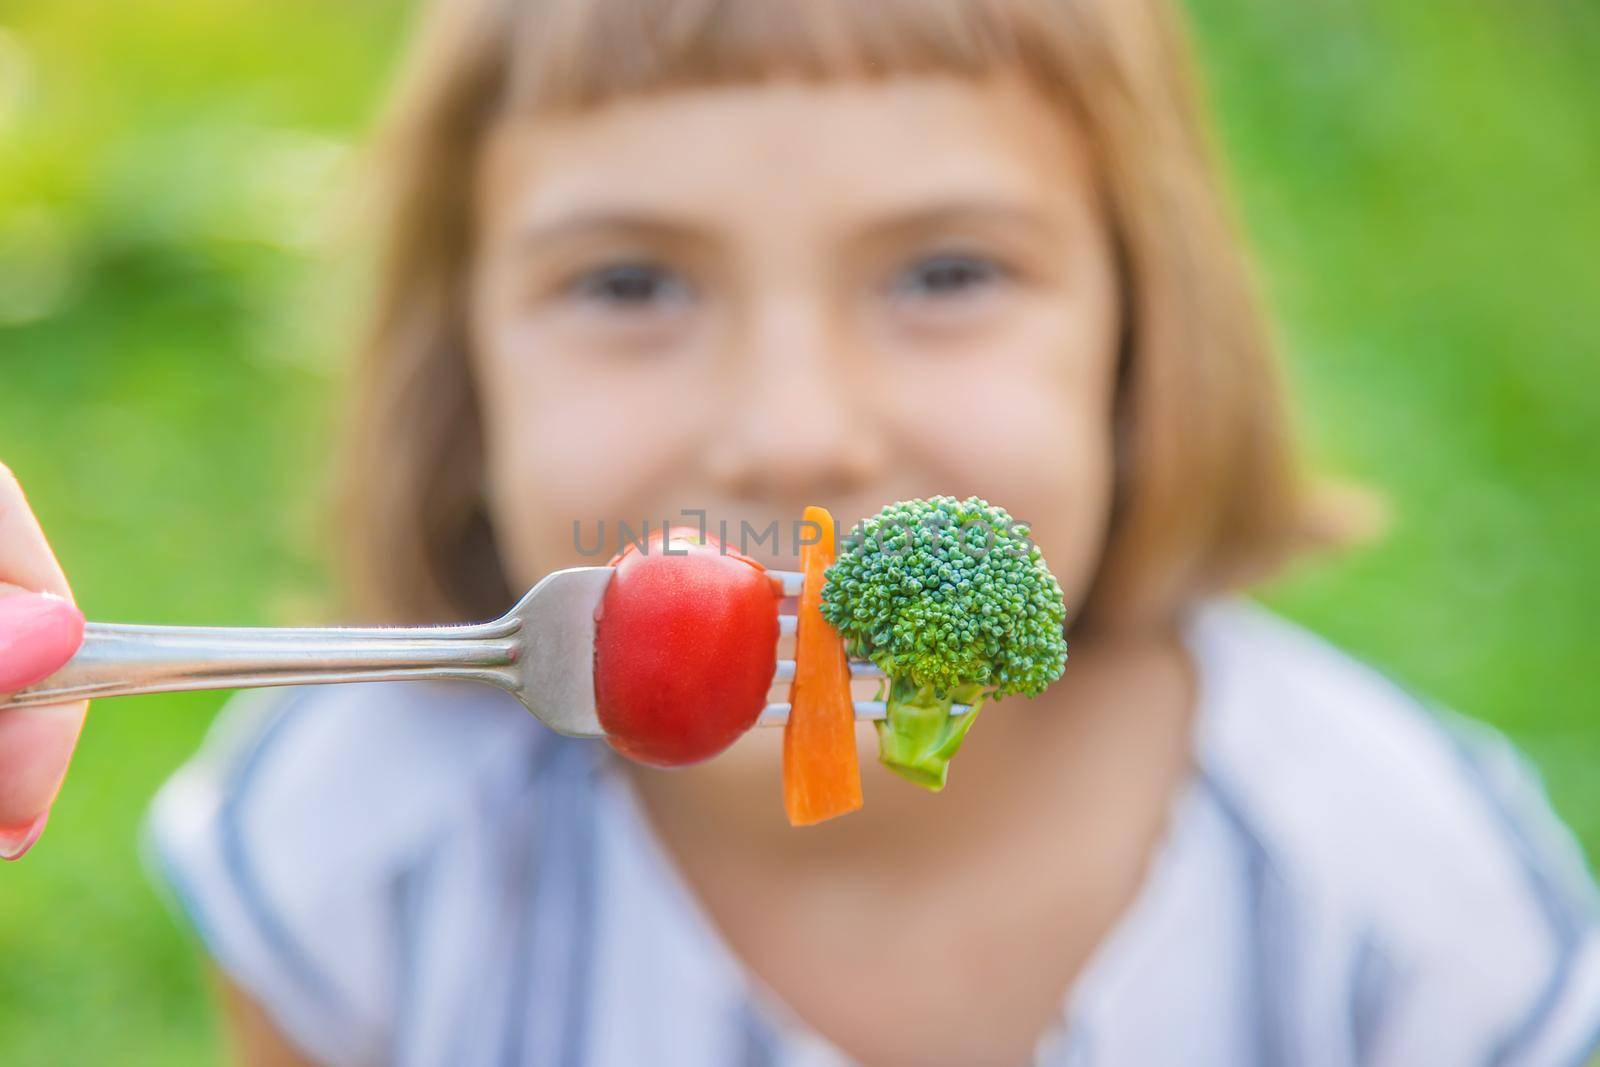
left=1, top=0, right=1596, bottom=1061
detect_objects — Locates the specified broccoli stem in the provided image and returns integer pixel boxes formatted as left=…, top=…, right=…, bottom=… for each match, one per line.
left=875, top=675, right=988, bottom=791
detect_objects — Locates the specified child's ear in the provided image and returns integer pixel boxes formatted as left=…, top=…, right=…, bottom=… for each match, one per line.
left=1298, top=477, right=1389, bottom=556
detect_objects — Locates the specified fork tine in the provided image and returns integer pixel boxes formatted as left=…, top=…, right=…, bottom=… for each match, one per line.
left=771, top=659, right=884, bottom=683
left=770, top=569, right=805, bottom=596
left=760, top=700, right=972, bottom=725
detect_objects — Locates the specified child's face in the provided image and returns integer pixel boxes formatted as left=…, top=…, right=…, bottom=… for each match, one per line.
left=470, top=76, right=1120, bottom=615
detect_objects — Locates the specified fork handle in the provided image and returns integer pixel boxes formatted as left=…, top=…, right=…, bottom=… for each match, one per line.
left=0, top=618, right=522, bottom=710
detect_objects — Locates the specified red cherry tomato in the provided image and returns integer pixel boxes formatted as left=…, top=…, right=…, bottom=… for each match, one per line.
left=594, top=526, right=780, bottom=766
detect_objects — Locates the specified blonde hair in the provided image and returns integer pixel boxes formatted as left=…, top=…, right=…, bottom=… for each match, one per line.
left=338, top=0, right=1350, bottom=633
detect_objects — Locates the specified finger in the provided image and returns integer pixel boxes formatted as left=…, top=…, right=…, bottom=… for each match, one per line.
left=0, top=462, right=72, bottom=598
left=0, top=462, right=86, bottom=859
left=0, top=695, right=86, bottom=856
left=0, top=586, right=87, bottom=855
left=0, top=698, right=85, bottom=857
left=0, top=587, right=85, bottom=691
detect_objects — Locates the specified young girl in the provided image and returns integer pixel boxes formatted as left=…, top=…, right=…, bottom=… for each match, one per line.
left=3, top=0, right=1598, bottom=1063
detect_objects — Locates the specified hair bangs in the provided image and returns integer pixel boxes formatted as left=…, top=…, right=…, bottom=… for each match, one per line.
left=496, top=0, right=1064, bottom=114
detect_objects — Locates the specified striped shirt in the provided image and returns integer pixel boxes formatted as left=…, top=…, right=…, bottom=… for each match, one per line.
left=144, top=599, right=1600, bottom=1065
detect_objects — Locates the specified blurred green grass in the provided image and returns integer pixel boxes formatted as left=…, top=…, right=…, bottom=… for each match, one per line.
left=1, top=0, right=1596, bottom=1061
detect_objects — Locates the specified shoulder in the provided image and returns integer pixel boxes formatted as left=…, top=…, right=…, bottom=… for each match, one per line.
left=1185, top=598, right=1596, bottom=923
left=143, top=680, right=563, bottom=1064
left=1186, top=599, right=1600, bottom=1062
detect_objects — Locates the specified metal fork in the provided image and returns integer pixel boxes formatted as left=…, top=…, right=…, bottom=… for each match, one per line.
left=0, top=567, right=942, bottom=737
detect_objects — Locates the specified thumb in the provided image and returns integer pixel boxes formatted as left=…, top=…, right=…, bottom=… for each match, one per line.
left=0, top=588, right=85, bottom=691
left=0, top=586, right=87, bottom=860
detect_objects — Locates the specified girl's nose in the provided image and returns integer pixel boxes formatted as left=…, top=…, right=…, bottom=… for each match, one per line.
left=703, top=296, right=886, bottom=500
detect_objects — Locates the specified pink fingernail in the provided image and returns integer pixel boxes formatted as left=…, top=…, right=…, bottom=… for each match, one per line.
left=0, top=809, right=49, bottom=861
left=0, top=593, right=85, bottom=691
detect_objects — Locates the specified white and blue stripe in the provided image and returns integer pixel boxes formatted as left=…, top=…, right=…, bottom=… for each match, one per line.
left=144, top=600, right=1600, bottom=1065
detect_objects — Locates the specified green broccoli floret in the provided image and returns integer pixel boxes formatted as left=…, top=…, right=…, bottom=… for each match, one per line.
left=819, top=496, right=1069, bottom=791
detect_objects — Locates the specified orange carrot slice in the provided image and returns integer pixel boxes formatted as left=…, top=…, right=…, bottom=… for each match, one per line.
left=783, top=505, right=864, bottom=826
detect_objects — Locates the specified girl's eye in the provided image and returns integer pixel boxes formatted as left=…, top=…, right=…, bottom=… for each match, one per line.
left=890, top=253, right=1007, bottom=301
left=569, top=262, right=692, bottom=309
